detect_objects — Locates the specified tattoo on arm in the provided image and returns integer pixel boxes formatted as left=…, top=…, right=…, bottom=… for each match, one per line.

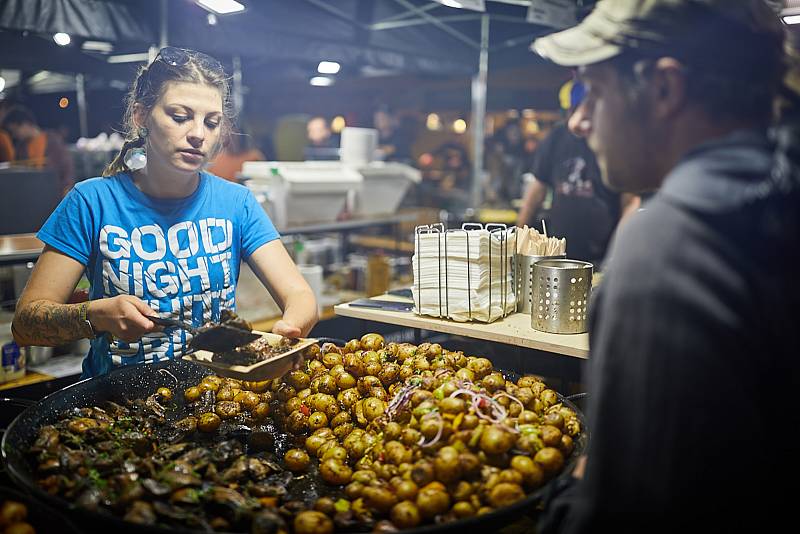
left=13, top=300, right=86, bottom=346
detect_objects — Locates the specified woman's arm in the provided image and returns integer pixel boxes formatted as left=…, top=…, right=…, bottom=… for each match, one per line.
left=12, top=247, right=88, bottom=346
left=12, top=246, right=157, bottom=346
left=246, top=240, right=318, bottom=338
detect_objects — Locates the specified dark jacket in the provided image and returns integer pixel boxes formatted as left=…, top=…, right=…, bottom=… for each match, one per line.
left=543, top=129, right=800, bottom=533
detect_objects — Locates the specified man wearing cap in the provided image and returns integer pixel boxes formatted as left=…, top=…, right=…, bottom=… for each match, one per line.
left=532, top=1, right=799, bottom=532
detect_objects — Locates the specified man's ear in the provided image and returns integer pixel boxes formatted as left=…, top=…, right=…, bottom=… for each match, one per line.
left=650, top=57, right=688, bottom=120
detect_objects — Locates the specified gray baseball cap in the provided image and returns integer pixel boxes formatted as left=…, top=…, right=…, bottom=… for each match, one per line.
left=532, top=0, right=782, bottom=69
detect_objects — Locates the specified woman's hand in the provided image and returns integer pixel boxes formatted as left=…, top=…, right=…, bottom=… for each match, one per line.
left=87, top=295, right=159, bottom=343
left=269, top=319, right=307, bottom=377
left=272, top=319, right=302, bottom=339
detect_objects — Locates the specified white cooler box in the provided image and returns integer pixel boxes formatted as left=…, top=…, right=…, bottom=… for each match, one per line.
left=354, top=162, right=421, bottom=216
left=241, top=161, right=362, bottom=228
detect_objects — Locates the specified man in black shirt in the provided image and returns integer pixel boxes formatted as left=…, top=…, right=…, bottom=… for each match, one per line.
left=532, top=1, right=799, bottom=532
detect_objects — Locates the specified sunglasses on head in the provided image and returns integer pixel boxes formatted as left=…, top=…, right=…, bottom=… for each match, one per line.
left=135, top=47, right=225, bottom=99
left=154, top=46, right=224, bottom=74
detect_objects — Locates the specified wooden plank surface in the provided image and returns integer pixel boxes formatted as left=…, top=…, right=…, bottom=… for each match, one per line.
left=0, top=371, right=55, bottom=391
left=335, top=298, right=589, bottom=358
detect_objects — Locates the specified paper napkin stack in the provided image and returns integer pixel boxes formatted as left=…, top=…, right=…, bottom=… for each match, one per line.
left=412, top=228, right=516, bottom=322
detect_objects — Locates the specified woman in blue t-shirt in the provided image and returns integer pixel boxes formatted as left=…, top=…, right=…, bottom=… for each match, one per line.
left=11, top=47, right=318, bottom=377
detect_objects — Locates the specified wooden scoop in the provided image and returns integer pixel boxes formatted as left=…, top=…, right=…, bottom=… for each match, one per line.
left=182, top=331, right=318, bottom=381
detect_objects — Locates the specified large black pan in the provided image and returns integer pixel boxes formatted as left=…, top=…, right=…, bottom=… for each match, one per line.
left=1, top=358, right=587, bottom=534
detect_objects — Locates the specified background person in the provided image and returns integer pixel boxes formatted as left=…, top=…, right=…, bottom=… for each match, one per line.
left=304, top=115, right=338, bottom=160
left=516, top=80, right=638, bottom=264
left=373, top=107, right=415, bottom=163
left=532, top=1, right=798, bottom=532
left=1, top=104, right=74, bottom=195
left=485, top=120, right=527, bottom=204
left=12, top=47, right=318, bottom=378
left=0, top=100, right=14, bottom=162
left=0, top=129, right=13, bottom=163
left=417, top=141, right=471, bottom=210
left=207, top=127, right=266, bottom=181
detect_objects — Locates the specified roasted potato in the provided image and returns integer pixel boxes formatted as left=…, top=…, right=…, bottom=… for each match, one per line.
left=284, top=448, right=311, bottom=472
left=294, top=510, right=333, bottom=534
left=197, top=412, right=222, bottom=432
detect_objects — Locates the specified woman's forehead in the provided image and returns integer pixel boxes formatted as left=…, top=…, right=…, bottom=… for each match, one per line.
left=159, top=81, right=223, bottom=114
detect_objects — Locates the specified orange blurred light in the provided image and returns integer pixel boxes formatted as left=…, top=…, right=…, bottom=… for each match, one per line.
left=331, top=116, right=346, bottom=133
left=58, top=97, right=69, bottom=109
left=418, top=153, right=434, bottom=167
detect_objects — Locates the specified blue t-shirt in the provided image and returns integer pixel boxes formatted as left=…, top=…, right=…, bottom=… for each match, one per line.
left=37, top=171, right=279, bottom=377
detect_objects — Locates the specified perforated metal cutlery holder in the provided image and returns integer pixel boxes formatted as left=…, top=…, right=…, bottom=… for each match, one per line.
left=531, top=259, right=593, bottom=334
left=516, top=254, right=566, bottom=314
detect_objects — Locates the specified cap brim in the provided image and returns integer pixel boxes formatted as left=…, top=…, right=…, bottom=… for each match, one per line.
left=532, top=25, right=623, bottom=67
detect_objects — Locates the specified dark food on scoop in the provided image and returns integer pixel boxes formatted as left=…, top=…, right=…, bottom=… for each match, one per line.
left=192, top=308, right=259, bottom=356
left=198, top=309, right=299, bottom=365
left=26, top=334, right=582, bottom=532
left=198, top=309, right=253, bottom=332
left=212, top=336, right=300, bottom=365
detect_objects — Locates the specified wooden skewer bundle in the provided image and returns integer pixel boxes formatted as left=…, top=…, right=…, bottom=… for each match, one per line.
left=516, top=225, right=566, bottom=256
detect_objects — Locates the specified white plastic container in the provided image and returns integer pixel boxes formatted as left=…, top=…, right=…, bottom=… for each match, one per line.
left=340, top=127, right=378, bottom=166
left=241, top=161, right=362, bottom=228
left=354, top=162, right=421, bottom=216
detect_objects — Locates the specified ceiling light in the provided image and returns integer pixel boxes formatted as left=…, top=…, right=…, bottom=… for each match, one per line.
left=59, top=97, right=69, bottom=109
left=207, top=13, right=218, bottom=25
left=318, top=61, right=341, bottom=75
left=82, top=40, right=114, bottom=53
left=107, top=53, right=150, bottom=64
left=29, top=71, right=51, bottom=84
left=434, top=0, right=486, bottom=11
left=310, top=76, right=334, bottom=87
left=453, top=119, right=467, bottom=134
left=781, top=6, right=800, bottom=25
left=53, top=33, right=71, bottom=46
left=196, top=0, right=245, bottom=15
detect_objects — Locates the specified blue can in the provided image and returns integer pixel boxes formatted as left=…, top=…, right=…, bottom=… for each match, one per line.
left=2, top=341, right=24, bottom=373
